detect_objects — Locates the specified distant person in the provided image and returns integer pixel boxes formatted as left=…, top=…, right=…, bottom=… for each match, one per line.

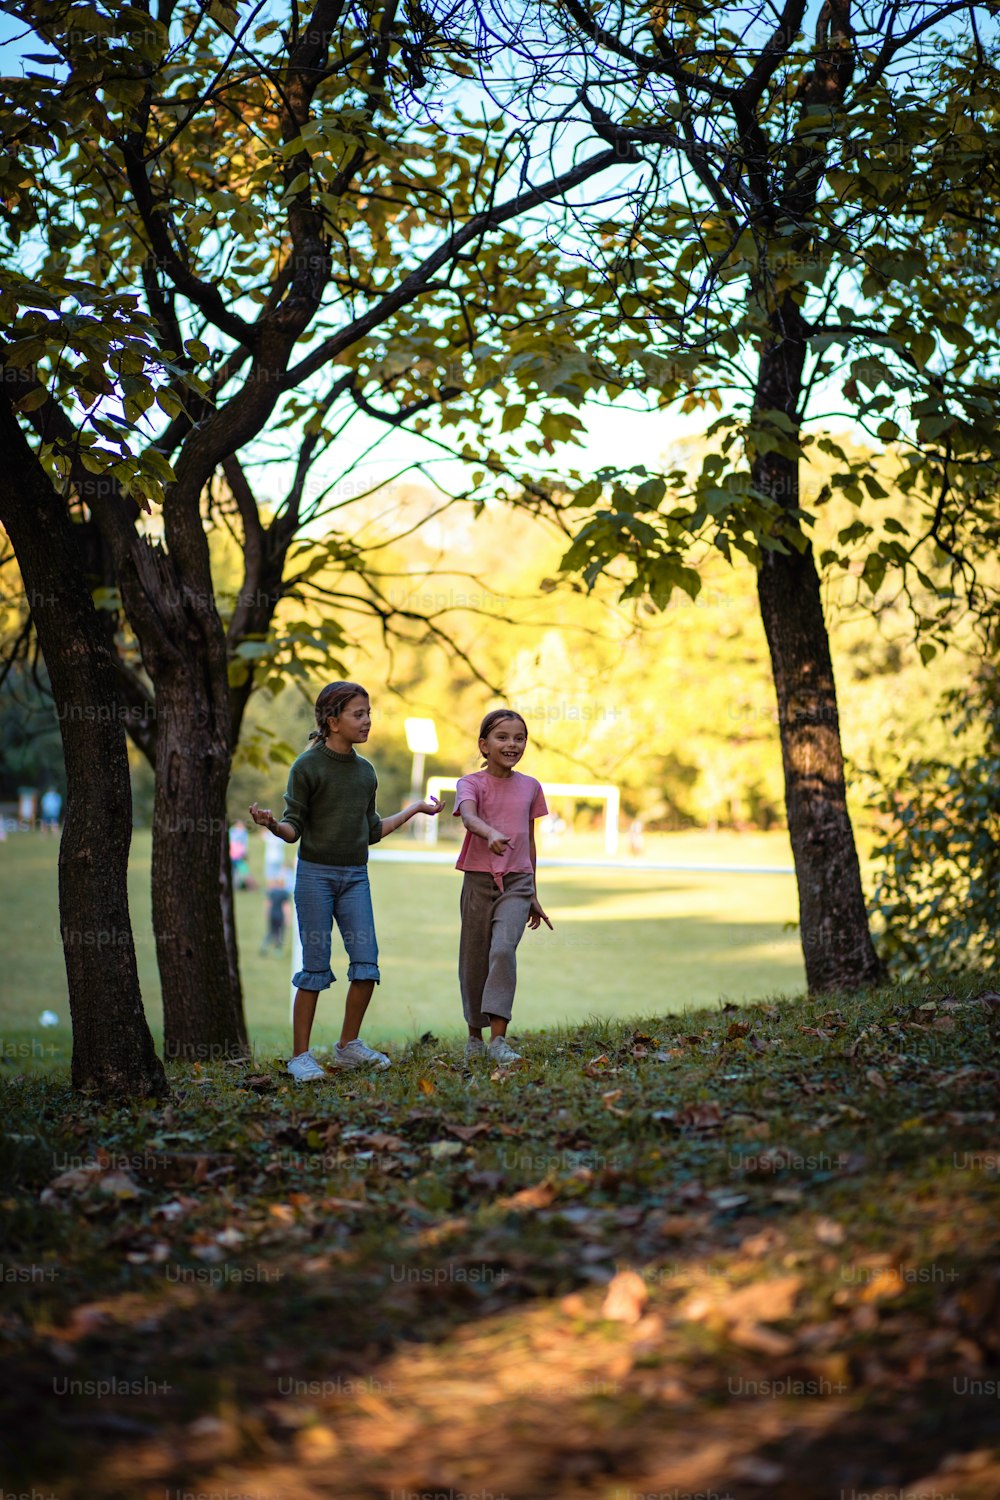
left=261, top=826, right=287, bottom=886
left=229, top=818, right=254, bottom=890
left=260, top=829, right=290, bottom=952
left=39, top=787, right=62, bottom=835
left=629, top=817, right=645, bottom=857
left=249, top=679, right=444, bottom=1082
left=260, top=878, right=290, bottom=956
left=453, top=708, right=552, bottom=1070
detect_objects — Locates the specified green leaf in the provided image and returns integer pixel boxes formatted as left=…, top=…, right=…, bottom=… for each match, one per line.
left=861, top=552, right=887, bottom=594
left=16, top=386, right=48, bottom=412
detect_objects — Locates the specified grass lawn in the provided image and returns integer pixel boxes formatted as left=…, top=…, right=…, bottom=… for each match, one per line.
left=2, top=978, right=999, bottom=1498
left=0, top=829, right=805, bottom=1063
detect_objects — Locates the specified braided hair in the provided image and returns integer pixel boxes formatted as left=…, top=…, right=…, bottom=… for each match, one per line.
left=309, top=681, right=369, bottom=745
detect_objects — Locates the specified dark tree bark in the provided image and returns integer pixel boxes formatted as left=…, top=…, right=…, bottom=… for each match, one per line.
left=150, top=655, right=246, bottom=1062
left=15, top=374, right=248, bottom=1061
left=754, top=504, right=885, bottom=990
left=746, top=0, right=883, bottom=990
left=0, top=398, right=166, bottom=1097
left=757, top=545, right=883, bottom=990
left=95, top=524, right=249, bottom=1063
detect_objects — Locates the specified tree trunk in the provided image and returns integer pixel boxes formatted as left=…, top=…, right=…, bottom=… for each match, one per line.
left=757, top=541, right=884, bottom=992
left=752, top=312, right=883, bottom=992
left=86, top=480, right=250, bottom=1063
left=0, top=401, right=166, bottom=1097
left=149, top=615, right=248, bottom=1064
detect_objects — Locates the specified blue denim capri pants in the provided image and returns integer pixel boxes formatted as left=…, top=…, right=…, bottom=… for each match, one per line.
left=292, top=859, right=380, bottom=991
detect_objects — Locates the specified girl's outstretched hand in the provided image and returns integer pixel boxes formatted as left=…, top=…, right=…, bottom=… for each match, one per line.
left=418, top=795, right=445, bottom=817
left=528, top=898, right=553, bottom=931
left=487, top=828, right=511, bottom=854
left=249, top=802, right=277, bottom=833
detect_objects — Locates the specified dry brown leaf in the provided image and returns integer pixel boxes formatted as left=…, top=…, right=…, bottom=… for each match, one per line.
left=444, top=1123, right=492, bottom=1142
left=656, top=1214, right=708, bottom=1239
left=675, top=1100, right=723, bottom=1129
left=717, top=1274, right=802, bottom=1325
left=859, top=1267, right=906, bottom=1302
left=813, top=1217, right=846, bottom=1246
left=728, top=1321, right=796, bottom=1356
left=294, top=1424, right=340, bottom=1461
left=583, top=1053, right=611, bottom=1077
left=355, top=1131, right=407, bottom=1151
left=601, top=1268, right=649, bottom=1324
left=500, top=1182, right=556, bottom=1212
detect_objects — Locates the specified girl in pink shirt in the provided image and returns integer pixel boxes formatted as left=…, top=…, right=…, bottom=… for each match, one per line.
left=454, top=709, right=552, bottom=1067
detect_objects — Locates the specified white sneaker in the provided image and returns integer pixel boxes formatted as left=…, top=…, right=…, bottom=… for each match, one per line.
left=487, top=1035, right=522, bottom=1067
left=287, top=1050, right=327, bottom=1082
left=332, top=1038, right=391, bottom=1071
left=465, top=1036, right=486, bottom=1060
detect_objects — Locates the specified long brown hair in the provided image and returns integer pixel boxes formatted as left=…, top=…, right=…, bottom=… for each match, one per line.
left=309, top=681, right=369, bottom=744
left=478, top=708, right=528, bottom=767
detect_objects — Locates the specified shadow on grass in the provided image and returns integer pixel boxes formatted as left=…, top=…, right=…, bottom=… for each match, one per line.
left=3, top=982, right=1000, bottom=1499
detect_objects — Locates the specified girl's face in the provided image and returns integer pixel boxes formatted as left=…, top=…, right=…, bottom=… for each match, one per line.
left=480, top=718, right=527, bottom=776
left=332, top=694, right=371, bottom=744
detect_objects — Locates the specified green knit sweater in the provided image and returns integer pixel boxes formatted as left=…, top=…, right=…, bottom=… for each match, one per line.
left=281, top=744, right=383, bottom=866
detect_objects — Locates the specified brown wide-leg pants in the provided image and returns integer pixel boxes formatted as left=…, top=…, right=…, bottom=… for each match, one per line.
left=458, top=870, right=535, bottom=1026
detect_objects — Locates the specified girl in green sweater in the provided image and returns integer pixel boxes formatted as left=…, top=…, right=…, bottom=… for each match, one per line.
left=250, top=680, right=443, bottom=1081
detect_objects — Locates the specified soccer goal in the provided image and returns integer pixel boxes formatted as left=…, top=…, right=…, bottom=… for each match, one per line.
left=425, top=777, right=621, bottom=856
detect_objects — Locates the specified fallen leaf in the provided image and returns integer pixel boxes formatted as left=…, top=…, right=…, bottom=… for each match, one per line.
left=500, top=1182, right=556, bottom=1211
left=728, top=1322, right=796, bottom=1356
left=65, top=1304, right=110, bottom=1338
left=656, top=1214, right=708, bottom=1239
left=675, top=1100, right=723, bottom=1130
left=814, top=1217, right=846, bottom=1246
left=355, top=1131, right=406, bottom=1151
left=98, top=1170, right=143, bottom=1199
left=444, top=1123, right=492, bottom=1142
left=602, top=1269, right=649, bottom=1324
left=717, top=1274, right=802, bottom=1325
left=417, top=1077, right=435, bottom=1096
left=428, top=1140, right=464, bottom=1160
left=467, top=1170, right=503, bottom=1192
left=859, top=1267, right=906, bottom=1302
left=583, top=1054, right=610, bottom=1077
left=294, top=1425, right=340, bottom=1461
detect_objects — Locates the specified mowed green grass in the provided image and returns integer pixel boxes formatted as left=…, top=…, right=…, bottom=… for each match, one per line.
left=0, top=829, right=805, bottom=1064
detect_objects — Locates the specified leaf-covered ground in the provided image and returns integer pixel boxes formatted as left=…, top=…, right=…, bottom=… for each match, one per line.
left=2, top=977, right=1000, bottom=1499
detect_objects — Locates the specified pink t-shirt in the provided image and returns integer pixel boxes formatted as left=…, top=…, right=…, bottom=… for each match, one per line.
left=454, top=770, right=548, bottom=889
